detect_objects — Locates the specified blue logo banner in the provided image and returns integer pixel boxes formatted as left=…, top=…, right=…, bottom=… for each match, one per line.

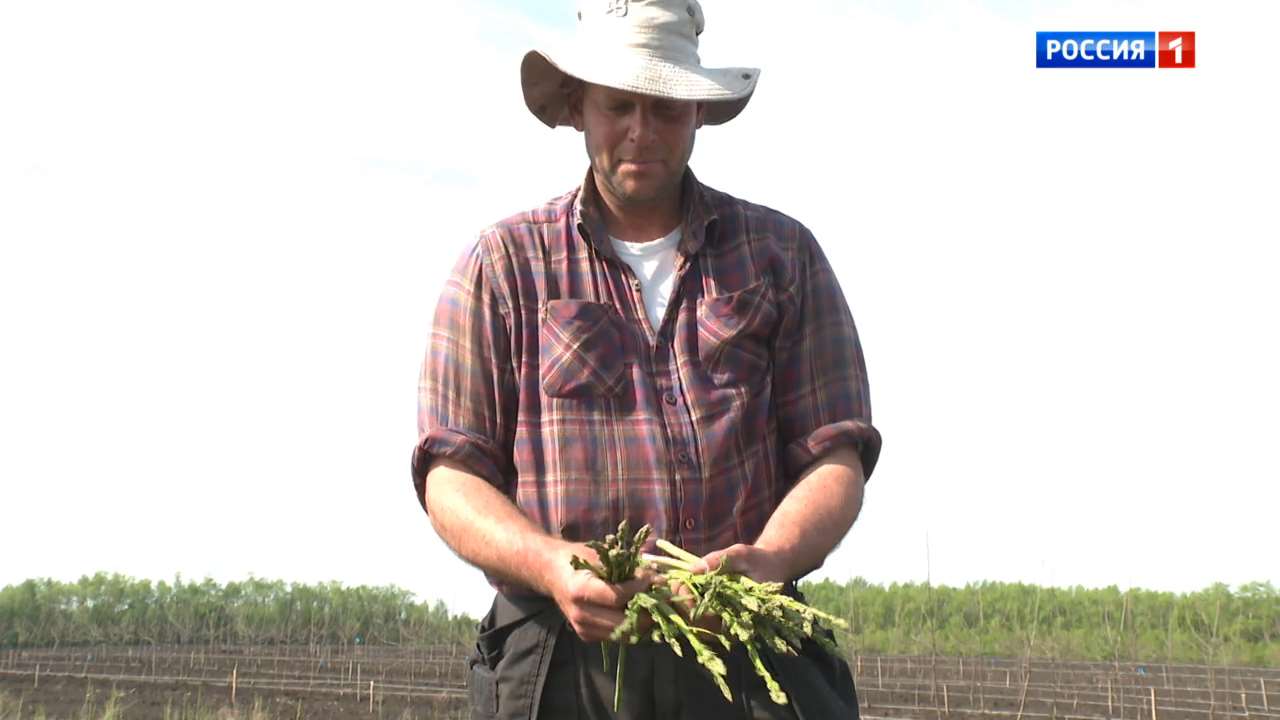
left=1036, top=31, right=1157, bottom=68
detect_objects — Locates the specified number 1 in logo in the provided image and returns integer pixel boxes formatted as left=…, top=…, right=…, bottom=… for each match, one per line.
left=1158, top=32, right=1195, bottom=68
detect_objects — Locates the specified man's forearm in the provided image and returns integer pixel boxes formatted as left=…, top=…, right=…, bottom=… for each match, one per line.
left=754, top=445, right=865, bottom=581
left=425, top=459, right=653, bottom=642
left=424, top=458, right=575, bottom=597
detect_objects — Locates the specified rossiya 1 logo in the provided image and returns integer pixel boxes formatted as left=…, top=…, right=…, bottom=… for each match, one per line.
left=1036, top=31, right=1195, bottom=68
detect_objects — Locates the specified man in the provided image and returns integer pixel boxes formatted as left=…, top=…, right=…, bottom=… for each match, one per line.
left=412, top=1, right=881, bottom=718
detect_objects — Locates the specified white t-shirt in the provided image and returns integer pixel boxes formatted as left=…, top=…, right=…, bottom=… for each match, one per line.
left=609, top=227, right=682, bottom=333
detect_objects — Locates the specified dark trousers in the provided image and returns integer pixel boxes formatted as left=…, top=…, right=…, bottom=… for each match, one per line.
left=467, top=592, right=860, bottom=720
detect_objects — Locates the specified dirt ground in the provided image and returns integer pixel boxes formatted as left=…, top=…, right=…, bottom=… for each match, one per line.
left=0, top=674, right=465, bottom=720
left=2, top=647, right=1277, bottom=719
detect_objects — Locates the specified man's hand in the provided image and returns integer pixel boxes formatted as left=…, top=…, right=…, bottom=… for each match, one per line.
left=546, top=542, right=652, bottom=643
left=424, top=462, right=654, bottom=642
left=700, top=543, right=791, bottom=585
left=650, top=544, right=788, bottom=636
left=667, top=543, right=790, bottom=636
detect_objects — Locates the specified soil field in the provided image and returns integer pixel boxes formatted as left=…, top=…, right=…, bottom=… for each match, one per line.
left=2, top=646, right=1278, bottom=719
left=0, top=645, right=468, bottom=719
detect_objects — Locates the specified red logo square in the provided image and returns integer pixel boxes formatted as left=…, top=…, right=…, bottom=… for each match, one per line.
left=1158, top=31, right=1195, bottom=68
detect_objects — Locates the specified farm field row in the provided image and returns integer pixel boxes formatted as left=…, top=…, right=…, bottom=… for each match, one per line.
left=2, top=646, right=1278, bottom=719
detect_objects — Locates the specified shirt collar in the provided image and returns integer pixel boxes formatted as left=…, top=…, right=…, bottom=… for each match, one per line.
left=573, top=167, right=718, bottom=260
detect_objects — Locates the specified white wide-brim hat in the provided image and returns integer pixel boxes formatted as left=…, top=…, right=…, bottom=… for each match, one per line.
left=521, top=0, right=760, bottom=128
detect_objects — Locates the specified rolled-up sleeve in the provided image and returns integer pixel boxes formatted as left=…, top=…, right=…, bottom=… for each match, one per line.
left=772, top=228, right=882, bottom=483
left=411, top=235, right=517, bottom=512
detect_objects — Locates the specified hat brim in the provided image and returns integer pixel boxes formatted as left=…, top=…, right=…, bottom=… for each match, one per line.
left=521, top=49, right=758, bottom=129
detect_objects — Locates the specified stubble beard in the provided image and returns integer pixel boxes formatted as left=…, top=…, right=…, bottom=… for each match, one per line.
left=595, top=157, right=677, bottom=210
left=589, top=130, right=697, bottom=213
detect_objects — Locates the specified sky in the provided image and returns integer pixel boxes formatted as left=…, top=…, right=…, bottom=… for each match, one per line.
left=1, top=0, right=1277, bottom=618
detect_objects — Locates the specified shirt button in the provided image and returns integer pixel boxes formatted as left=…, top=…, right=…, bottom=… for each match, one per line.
left=684, top=518, right=695, bottom=530
left=663, top=392, right=677, bottom=405
left=676, top=451, right=690, bottom=464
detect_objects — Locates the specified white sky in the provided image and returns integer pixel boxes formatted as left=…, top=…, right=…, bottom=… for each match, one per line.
left=1, top=0, right=1276, bottom=618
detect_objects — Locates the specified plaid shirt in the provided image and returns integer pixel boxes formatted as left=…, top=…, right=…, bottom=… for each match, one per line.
left=413, top=169, right=881, bottom=588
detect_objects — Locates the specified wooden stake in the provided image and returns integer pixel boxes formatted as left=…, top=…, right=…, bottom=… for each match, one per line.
left=369, top=681, right=374, bottom=713
left=34, top=663, right=39, bottom=689
left=1151, top=687, right=1157, bottom=720
left=1210, top=668, right=1217, bottom=720
left=932, top=657, right=939, bottom=708
left=1263, top=679, right=1269, bottom=712
left=231, top=662, right=238, bottom=705
left=1015, top=673, right=1030, bottom=720
left=1108, top=679, right=1114, bottom=716
left=943, top=683, right=950, bottom=716
left=878, top=657, right=882, bottom=689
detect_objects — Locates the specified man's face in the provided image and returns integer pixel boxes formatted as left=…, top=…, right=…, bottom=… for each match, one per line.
left=569, top=83, right=705, bottom=212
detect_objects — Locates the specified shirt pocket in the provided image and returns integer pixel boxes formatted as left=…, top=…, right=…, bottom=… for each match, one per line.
left=539, top=299, right=629, bottom=398
left=696, top=278, right=778, bottom=388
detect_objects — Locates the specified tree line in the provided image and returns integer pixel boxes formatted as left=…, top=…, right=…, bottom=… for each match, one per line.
left=0, top=575, right=474, bottom=648
left=2, top=575, right=1275, bottom=666
left=802, top=578, right=1277, bottom=666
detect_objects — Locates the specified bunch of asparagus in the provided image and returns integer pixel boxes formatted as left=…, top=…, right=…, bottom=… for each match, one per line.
left=570, top=521, right=849, bottom=710
left=569, top=519, right=652, bottom=690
